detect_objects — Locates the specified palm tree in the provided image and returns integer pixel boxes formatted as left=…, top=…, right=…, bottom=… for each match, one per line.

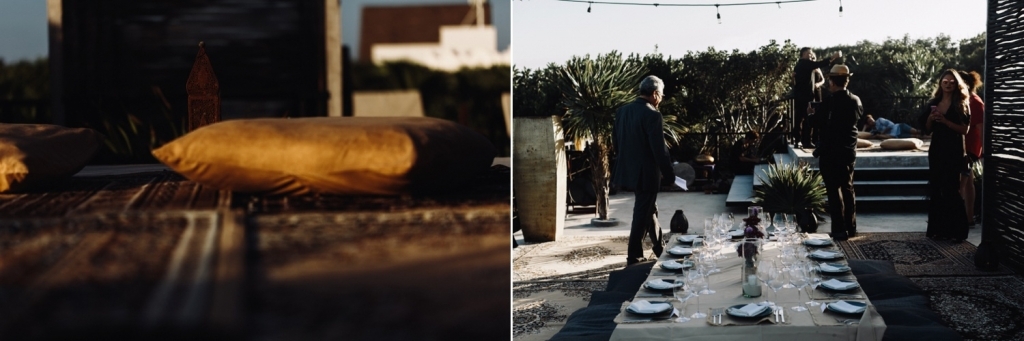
left=556, top=51, right=684, bottom=222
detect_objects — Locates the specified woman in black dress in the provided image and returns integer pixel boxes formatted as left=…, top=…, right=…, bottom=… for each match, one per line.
left=921, top=69, right=971, bottom=242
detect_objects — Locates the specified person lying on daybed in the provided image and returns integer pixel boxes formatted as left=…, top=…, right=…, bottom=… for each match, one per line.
left=861, top=114, right=923, bottom=139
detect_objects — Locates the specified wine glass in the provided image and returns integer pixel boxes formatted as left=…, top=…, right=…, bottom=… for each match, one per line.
left=804, top=264, right=823, bottom=307
left=673, top=273, right=692, bottom=323
left=773, top=213, right=786, bottom=235
left=766, top=268, right=788, bottom=309
left=688, top=269, right=708, bottom=319
left=756, top=259, right=776, bottom=306
left=789, top=267, right=809, bottom=311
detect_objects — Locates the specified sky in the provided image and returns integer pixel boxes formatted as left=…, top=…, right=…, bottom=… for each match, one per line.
left=0, top=0, right=512, bottom=62
left=512, top=0, right=988, bottom=70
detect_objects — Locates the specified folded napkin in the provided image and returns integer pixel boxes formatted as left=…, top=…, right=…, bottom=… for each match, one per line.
left=728, top=303, right=769, bottom=317
left=677, top=235, right=697, bottom=243
left=819, top=263, right=849, bottom=272
left=810, top=250, right=841, bottom=259
left=646, top=278, right=681, bottom=290
left=628, top=300, right=672, bottom=314
left=804, top=238, right=832, bottom=246
left=822, top=279, right=858, bottom=290
left=806, top=233, right=832, bottom=240
left=668, top=246, right=692, bottom=255
left=829, top=300, right=866, bottom=314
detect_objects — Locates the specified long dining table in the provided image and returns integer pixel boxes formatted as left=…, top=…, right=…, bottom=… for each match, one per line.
left=609, top=233, right=886, bottom=341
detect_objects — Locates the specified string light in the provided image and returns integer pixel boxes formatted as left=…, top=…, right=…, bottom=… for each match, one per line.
left=838, top=0, right=843, bottom=17
left=716, top=4, right=721, bottom=24
left=556, top=0, right=829, bottom=23
left=777, top=1, right=781, bottom=8
left=588, top=1, right=592, bottom=12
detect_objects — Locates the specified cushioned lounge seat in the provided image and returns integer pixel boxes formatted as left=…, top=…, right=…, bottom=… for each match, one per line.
left=848, top=260, right=962, bottom=340
left=548, top=303, right=623, bottom=341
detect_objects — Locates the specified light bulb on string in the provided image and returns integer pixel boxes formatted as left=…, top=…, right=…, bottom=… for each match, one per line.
left=839, top=0, right=843, bottom=17
left=587, top=2, right=592, bottom=13
left=716, top=4, right=721, bottom=24
left=776, top=2, right=781, bottom=8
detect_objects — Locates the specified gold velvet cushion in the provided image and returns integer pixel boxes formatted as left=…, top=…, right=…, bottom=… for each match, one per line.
left=0, top=124, right=102, bottom=193
left=880, top=138, right=924, bottom=151
left=856, top=139, right=874, bottom=148
left=152, top=117, right=496, bottom=195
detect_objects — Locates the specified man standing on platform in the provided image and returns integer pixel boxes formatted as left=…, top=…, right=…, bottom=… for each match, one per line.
left=612, top=75, right=675, bottom=266
left=808, top=64, right=862, bottom=241
left=793, top=47, right=842, bottom=148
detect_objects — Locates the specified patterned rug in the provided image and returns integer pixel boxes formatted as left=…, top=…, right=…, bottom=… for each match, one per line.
left=513, top=235, right=657, bottom=340
left=836, top=232, right=1014, bottom=277
left=912, top=276, right=1024, bottom=340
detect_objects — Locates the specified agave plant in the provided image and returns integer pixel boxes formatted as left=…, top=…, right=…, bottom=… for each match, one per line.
left=752, top=162, right=827, bottom=232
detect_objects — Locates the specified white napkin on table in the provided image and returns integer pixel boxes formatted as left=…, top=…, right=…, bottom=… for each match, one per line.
left=646, top=278, right=681, bottom=290
left=677, top=235, right=697, bottom=243
left=728, top=303, right=769, bottom=317
left=628, top=300, right=672, bottom=314
left=668, top=246, right=692, bottom=255
left=805, top=238, right=832, bottom=246
left=810, top=250, right=841, bottom=258
left=822, top=279, right=857, bottom=290
left=829, top=300, right=867, bottom=314
left=819, top=263, right=849, bottom=272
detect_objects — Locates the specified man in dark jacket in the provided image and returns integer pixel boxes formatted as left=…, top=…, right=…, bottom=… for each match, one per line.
left=793, top=47, right=841, bottom=148
left=808, top=64, right=862, bottom=241
left=612, top=75, right=675, bottom=265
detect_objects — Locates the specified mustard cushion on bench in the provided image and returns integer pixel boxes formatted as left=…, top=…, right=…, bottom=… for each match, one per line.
left=0, top=124, right=102, bottom=193
left=857, top=139, right=874, bottom=148
left=152, top=117, right=497, bottom=195
left=880, top=138, right=923, bottom=151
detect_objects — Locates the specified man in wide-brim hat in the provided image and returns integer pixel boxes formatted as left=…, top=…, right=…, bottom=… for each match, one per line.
left=807, top=63, right=862, bottom=241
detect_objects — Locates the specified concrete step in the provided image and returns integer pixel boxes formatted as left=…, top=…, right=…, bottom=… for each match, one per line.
left=726, top=175, right=754, bottom=207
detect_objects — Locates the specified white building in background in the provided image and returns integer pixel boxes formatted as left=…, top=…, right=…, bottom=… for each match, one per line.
left=371, top=25, right=510, bottom=71
left=367, top=1, right=509, bottom=71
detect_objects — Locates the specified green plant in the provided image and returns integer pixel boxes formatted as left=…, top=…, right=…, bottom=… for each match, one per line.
left=752, top=162, right=827, bottom=231
left=555, top=51, right=645, bottom=221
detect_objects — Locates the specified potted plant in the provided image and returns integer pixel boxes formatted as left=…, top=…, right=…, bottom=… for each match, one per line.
left=752, top=162, right=827, bottom=232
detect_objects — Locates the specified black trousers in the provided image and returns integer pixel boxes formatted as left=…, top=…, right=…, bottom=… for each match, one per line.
left=794, top=97, right=817, bottom=146
left=926, top=168, right=969, bottom=240
left=820, top=159, right=856, bottom=236
left=628, top=188, right=663, bottom=262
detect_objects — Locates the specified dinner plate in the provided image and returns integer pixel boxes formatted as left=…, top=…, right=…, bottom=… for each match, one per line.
left=725, top=303, right=772, bottom=318
left=819, top=262, right=851, bottom=273
left=660, top=259, right=693, bottom=271
left=667, top=246, right=693, bottom=256
left=808, top=250, right=844, bottom=260
left=626, top=301, right=674, bottom=316
left=819, top=279, right=860, bottom=291
left=826, top=301, right=867, bottom=315
left=728, top=229, right=745, bottom=238
left=676, top=235, right=698, bottom=243
left=644, top=279, right=684, bottom=291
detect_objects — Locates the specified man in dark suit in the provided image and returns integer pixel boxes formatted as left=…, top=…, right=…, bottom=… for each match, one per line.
left=612, top=75, right=675, bottom=266
left=808, top=64, right=862, bottom=241
left=793, top=47, right=841, bottom=148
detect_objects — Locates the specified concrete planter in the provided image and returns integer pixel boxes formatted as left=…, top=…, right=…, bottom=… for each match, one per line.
left=513, top=116, right=566, bottom=242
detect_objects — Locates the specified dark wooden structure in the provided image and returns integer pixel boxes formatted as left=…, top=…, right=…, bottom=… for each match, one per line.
left=186, top=42, right=220, bottom=132
left=983, top=0, right=1024, bottom=273
left=50, top=0, right=341, bottom=128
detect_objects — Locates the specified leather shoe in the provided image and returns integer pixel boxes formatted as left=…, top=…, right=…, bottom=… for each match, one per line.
left=626, top=257, right=649, bottom=266
left=829, top=233, right=849, bottom=241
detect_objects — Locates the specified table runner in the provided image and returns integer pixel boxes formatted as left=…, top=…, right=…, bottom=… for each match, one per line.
left=610, top=233, right=886, bottom=341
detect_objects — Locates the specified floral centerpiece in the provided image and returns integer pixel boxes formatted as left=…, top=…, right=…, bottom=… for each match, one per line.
left=736, top=216, right=766, bottom=264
